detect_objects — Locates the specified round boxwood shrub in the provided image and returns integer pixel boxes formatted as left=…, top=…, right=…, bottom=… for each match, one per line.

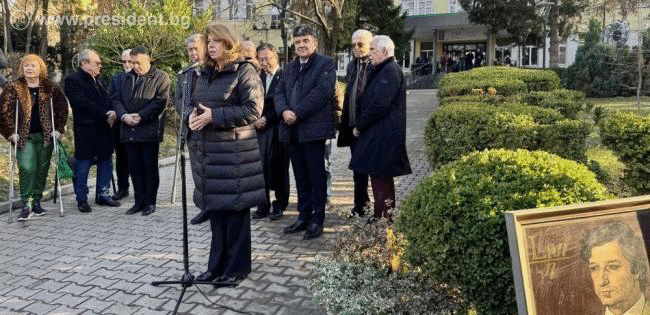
left=600, top=111, right=650, bottom=194
left=437, top=66, right=561, bottom=98
left=424, top=103, right=591, bottom=168
left=396, top=149, right=611, bottom=315
left=522, top=89, right=588, bottom=119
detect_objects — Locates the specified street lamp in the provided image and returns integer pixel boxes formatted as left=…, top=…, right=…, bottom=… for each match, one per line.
left=536, top=1, right=553, bottom=69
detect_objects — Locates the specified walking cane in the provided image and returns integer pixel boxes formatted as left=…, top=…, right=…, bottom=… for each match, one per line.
left=50, top=98, right=64, bottom=217
left=7, top=101, right=18, bottom=224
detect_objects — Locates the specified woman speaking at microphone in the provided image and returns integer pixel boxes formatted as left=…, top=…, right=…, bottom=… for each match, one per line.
left=188, top=22, right=265, bottom=284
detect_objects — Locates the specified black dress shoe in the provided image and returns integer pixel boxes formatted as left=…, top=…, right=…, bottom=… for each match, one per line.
left=125, top=205, right=142, bottom=215
left=216, top=275, right=245, bottom=285
left=269, top=210, right=283, bottom=221
left=196, top=271, right=218, bottom=281
left=190, top=210, right=210, bottom=225
left=112, top=190, right=129, bottom=201
left=303, top=223, right=323, bottom=240
left=141, top=205, right=156, bottom=216
left=252, top=209, right=269, bottom=219
left=96, top=197, right=121, bottom=207
left=78, top=201, right=92, bottom=213
left=365, top=216, right=380, bottom=225
left=283, top=219, right=307, bottom=234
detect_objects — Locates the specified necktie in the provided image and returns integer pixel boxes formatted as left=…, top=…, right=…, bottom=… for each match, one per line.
left=356, top=62, right=368, bottom=99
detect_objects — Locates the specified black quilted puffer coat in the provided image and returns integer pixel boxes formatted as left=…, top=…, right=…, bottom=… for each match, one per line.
left=188, top=60, right=266, bottom=212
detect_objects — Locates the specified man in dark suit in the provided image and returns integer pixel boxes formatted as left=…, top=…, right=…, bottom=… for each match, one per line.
left=108, top=49, right=133, bottom=201
left=65, top=49, right=121, bottom=213
left=252, top=43, right=290, bottom=221
left=274, top=24, right=336, bottom=240
left=338, top=29, right=373, bottom=218
left=112, top=46, right=170, bottom=216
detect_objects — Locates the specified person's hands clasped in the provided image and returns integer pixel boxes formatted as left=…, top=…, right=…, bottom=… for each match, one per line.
left=122, top=113, right=141, bottom=127
left=53, top=130, right=62, bottom=140
left=254, top=117, right=267, bottom=130
left=106, top=110, right=117, bottom=127
left=189, top=103, right=213, bottom=131
left=282, top=110, right=297, bottom=126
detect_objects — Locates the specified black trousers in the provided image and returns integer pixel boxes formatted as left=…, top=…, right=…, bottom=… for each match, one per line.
left=287, top=140, right=327, bottom=226
left=256, top=127, right=290, bottom=214
left=349, top=140, right=370, bottom=210
left=125, top=142, right=159, bottom=208
left=206, top=209, right=251, bottom=278
left=113, top=126, right=129, bottom=192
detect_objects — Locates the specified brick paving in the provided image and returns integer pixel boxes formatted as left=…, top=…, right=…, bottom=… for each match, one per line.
left=0, top=90, right=438, bottom=315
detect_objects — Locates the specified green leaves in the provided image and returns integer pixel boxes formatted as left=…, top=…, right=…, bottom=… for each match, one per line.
left=600, top=111, right=650, bottom=194
left=396, top=149, right=610, bottom=315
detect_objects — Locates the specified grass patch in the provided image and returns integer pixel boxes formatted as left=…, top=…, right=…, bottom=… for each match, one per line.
left=588, top=96, right=650, bottom=116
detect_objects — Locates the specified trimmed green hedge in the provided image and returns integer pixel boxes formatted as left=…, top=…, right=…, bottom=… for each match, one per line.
left=425, top=103, right=591, bottom=168
left=438, top=66, right=561, bottom=98
left=396, top=149, right=611, bottom=315
left=439, top=94, right=522, bottom=106
left=522, top=89, right=588, bottom=119
left=600, top=111, right=650, bottom=194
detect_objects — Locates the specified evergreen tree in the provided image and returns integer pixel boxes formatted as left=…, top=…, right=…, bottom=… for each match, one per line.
left=357, top=0, right=413, bottom=61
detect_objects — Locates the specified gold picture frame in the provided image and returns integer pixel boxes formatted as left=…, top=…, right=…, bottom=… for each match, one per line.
left=506, top=195, right=650, bottom=315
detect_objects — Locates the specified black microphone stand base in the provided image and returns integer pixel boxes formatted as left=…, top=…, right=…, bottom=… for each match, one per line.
left=150, top=135, right=237, bottom=315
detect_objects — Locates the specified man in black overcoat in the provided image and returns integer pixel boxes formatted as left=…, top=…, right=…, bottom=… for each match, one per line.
left=65, top=49, right=121, bottom=213
left=274, top=25, right=336, bottom=240
left=337, top=29, right=373, bottom=218
left=112, top=46, right=170, bottom=216
left=349, top=35, right=412, bottom=223
left=252, top=43, right=290, bottom=221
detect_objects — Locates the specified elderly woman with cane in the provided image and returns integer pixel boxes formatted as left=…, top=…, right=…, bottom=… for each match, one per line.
left=188, top=22, right=265, bottom=284
left=0, top=54, right=68, bottom=221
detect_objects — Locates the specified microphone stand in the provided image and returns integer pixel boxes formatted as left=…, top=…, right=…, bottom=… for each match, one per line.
left=151, top=71, right=235, bottom=315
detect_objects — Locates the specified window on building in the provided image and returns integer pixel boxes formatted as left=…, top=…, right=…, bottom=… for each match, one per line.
left=522, top=46, right=538, bottom=66
left=337, top=53, right=346, bottom=71
left=401, top=0, right=434, bottom=15
left=449, top=0, right=463, bottom=13
left=215, top=0, right=250, bottom=20
left=495, top=47, right=512, bottom=65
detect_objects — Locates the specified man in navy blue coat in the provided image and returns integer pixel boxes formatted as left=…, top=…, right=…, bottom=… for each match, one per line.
left=349, top=35, right=412, bottom=223
left=65, top=49, right=121, bottom=213
left=274, top=25, right=336, bottom=240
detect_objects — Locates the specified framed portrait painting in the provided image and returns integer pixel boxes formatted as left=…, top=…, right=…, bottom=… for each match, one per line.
left=506, top=195, right=650, bottom=315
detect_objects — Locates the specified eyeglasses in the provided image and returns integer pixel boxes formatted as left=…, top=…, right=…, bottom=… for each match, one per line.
left=122, top=60, right=132, bottom=64
left=352, top=42, right=365, bottom=48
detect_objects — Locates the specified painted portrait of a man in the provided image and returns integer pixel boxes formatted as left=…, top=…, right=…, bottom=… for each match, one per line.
left=581, top=221, right=650, bottom=315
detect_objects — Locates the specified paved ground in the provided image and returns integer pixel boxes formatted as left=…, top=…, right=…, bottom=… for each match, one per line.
left=0, top=90, right=438, bottom=315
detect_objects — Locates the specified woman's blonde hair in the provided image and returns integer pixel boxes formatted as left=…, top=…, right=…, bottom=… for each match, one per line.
left=203, top=22, right=242, bottom=69
left=19, top=54, right=48, bottom=80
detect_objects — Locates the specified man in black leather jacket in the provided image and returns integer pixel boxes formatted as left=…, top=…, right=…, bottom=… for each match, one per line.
left=111, top=46, right=170, bottom=216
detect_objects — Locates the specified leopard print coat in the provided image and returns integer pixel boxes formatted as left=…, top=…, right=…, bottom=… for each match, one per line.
left=0, top=77, right=68, bottom=149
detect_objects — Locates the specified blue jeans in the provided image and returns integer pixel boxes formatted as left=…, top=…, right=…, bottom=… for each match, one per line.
left=74, top=157, right=113, bottom=203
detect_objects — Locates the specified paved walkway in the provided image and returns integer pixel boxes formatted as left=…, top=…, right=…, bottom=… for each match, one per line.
left=0, top=90, right=438, bottom=315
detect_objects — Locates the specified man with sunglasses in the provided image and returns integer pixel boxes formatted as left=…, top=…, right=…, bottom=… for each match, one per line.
left=337, top=29, right=373, bottom=218
left=108, top=49, right=133, bottom=202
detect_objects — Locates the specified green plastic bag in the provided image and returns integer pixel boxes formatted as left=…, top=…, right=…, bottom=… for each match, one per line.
left=56, top=140, right=74, bottom=182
